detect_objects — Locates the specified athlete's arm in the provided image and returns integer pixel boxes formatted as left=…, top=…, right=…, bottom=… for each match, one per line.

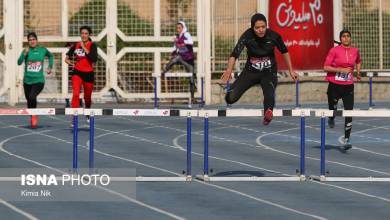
left=221, top=31, right=247, bottom=82
left=275, top=33, right=298, bottom=81
left=46, top=48, right=54, bottom=74
left=356, top=63, right=361, bottom=81
left=85, top=43, right=98, bottom=63
left=355, top=50, right=362, bottom=81
left=324, top=66, right=352, bottom=73
left=17, top=49, right=27, bottom=65
left=65, top=45, right=75, bottom=66
left=323, top=48, right=352, bottom=73
left=221, top=57, right=236, bottom=82
left=281, top=52, right=298, bottom=81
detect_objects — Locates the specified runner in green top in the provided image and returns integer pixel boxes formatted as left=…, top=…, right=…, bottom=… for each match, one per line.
left=17, top=32, right=54, bottom=128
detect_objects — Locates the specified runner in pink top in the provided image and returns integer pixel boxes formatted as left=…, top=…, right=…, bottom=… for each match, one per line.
left=323, top=29, right=362, bottom=150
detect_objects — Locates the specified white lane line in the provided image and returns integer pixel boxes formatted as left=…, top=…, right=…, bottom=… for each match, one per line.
left=51, top=115, right=390, bottom=204
left=204, top=118, right=390, bottom=175
left=95, top=126, right=286, bottom=176
left=197, top=181, right=327, bottom=220
left=310, top=180, right=390, bottom=202
left=255, top=128, right=390, bottom=176
left=58, top=113, right=285, bottom=176
left=0, top=197, right=39, bottom=220
left=198, top=119, right=390, bottom=201
left=0, top=128, right=185, bottom=220
left=170, top=129, right=329, bottom=220
left=95, top=127, right=184, bottom=150
left=99, top=127, right=327, bottom=219
left=103, top=117, right=390, bottom=214
left=96, top=116, right=390, bottom=176
left=1, top=123, right=327, bottom=220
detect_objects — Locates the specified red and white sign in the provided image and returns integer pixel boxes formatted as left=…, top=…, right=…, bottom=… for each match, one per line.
left=269, top=0, right=334, bottom=70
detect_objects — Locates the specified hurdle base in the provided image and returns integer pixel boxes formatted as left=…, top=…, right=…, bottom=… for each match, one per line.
left=196, top=175, right=304, bottom=182
left=309, top=175, right=390, bottom=182
left=135, top=176, right=191, bottom=182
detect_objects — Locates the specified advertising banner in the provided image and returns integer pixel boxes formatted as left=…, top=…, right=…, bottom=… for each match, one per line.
left=269, top=0, right=334, bottom=70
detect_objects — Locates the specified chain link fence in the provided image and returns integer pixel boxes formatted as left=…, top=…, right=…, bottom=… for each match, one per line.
left=211, top=0, right=257, bottom=79
left=342, top=0, right=390, bottom=70
left=2, top=0, right=390, bottom=104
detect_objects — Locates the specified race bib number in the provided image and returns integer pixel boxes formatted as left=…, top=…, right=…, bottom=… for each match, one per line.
left=335, top=72, right=352, bottom=82
left=250, top=57, right=271, bottom=71
left=27, top=61, right=42, bottom=72
left=74, top=48, right=86, bottom=57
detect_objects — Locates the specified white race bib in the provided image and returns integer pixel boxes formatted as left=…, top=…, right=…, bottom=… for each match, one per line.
left=335, top=72, right=352, bottom=82
left=27, top=61, right=42, bottom=72
left=74, top=48, right=86, bottom=57
left=250, top=57, right=272, bottom=71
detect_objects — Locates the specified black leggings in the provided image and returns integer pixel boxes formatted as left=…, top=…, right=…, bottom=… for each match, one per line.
left=327, top=82, right=354, bottom=139
left=24, top=83, right=44, bottom=108
left=225, top=69, right=277, bottom=111
left=162, top=56, right=196, bottom=99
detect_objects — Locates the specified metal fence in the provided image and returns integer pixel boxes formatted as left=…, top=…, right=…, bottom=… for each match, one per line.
left=0, top=0, right=211, bottom=105
left=342, top=0, right=390, bottom=70
left=211, top=0, right=258, bottom=76
left=1, top=0, right=389, bottom=105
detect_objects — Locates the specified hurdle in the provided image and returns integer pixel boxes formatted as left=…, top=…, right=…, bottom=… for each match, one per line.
left=153, top=72, right=199, bottom=109
left=366, top=72, right=390, bottom=108
left=195, top=109, right=310, bottom=182
left=65, top=108, right=193, bottom=182
left=295, top=80, right=300, bottom=108
left=2, top=107, right=390, bottom=182
left=65, top=108, right=101, bottom=172
left=367, top=72, right=374, bottom=108
left=309, top=109, right=390, bottom=182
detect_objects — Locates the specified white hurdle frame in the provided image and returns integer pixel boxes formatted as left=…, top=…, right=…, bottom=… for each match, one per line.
left=152, top=72, right=204, bottom=109
left=195, top=108, right=311, bottom=182
left=66, top=108, right=193, bottom=182
left=309, top=109, right=390, bottom=182
left=1, top=107, right=390, bottom=182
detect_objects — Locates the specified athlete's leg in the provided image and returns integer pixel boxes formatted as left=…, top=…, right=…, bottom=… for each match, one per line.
left=342, top=84, right=354, bottom=140
left=161, top=55, right=181, bottom=75
left=225, top=70, right=261, bottom=105
left=24, top=83, right=44, bottom=108
left=82, top=81, right=94, bottom=108
left=178, top=58, right=196, bottom=100
left=23, top=83, right=33, bottom=108
left=260, top=72, right=278, bottom=111
left=327, top=82, right=340, bottom=128
left=71, top=75, right=83, bottom=108
left=259, top=72, right=278, bottom=125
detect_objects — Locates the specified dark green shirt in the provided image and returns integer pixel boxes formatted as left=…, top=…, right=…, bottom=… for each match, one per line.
left=17, top=46, right=54, bottom=84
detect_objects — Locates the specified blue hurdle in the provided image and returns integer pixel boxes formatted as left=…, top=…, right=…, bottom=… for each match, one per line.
left=196, top=109, right=309, bottom=182
left=66, top=108, right=193, bottom=181
left=310, top=109, right=390, bottom=182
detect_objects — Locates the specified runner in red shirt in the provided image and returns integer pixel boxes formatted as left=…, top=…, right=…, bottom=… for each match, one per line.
left=65, top=26, right=97, bottom=123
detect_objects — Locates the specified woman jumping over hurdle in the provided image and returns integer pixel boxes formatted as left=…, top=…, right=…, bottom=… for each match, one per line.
left=65, top=26, right=98, bottom=124
left=324, top=29, right=361, bottom=150
left=221, top=13, right=298, bottom=125
left=161, top=21, right=196, bottom=105
left=17, top=32, right=54, bottom=128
